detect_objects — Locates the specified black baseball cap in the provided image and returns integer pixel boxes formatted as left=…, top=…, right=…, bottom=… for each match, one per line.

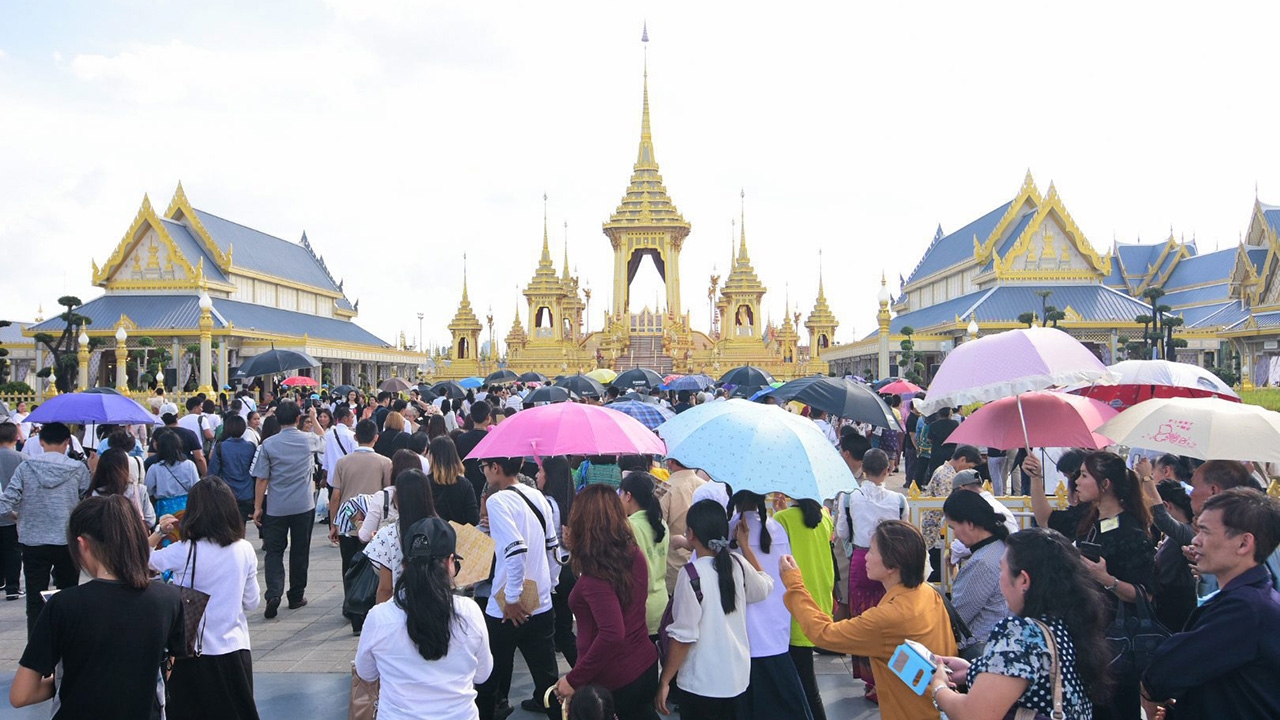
left=406, top=517, right=458, bottom=561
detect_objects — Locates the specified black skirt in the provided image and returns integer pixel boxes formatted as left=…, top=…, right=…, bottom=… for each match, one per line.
left=167, top=649, right=261, bottom=720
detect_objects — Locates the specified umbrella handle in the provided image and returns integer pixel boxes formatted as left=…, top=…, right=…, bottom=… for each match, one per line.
left=1016, top=394, right=1032, bottom=453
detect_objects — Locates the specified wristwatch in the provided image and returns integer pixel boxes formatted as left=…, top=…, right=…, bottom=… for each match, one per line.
left=1104, top=577, right=1119, bottom=593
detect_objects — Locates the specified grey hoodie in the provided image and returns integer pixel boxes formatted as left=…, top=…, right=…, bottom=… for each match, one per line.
left=0, top=452, right=91, bottom=546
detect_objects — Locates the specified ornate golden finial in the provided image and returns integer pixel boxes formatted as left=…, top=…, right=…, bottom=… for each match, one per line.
left=817, top=249, right=826, bottom=300
left=738, top=189, right=749, bottom=262
left=462, top=253, right=470, bottom=303
left=636, top=24, right=655, bottom=169
left=540, top=193, right=552, bottom=265
left=562, top=221, right=571, bottom=281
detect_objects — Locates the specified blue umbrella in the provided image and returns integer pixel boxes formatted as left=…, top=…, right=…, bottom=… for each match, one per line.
left=25, top=392, right=156, bottom=425
left=605, top=399, right=674, bottom=430
left=664, top=374, right=715, bottom=391
left=657, top=399, right=854, bottom=501
left=459, top=377, right=484, bottom=389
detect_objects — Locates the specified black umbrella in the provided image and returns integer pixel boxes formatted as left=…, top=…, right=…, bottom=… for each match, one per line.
left=524, top=385, right=573, bottom=404
left=518, top=371, right=549, bottom=383
left=234, top=349, right=320, bottom=379
left=772, top=376, right=901, bottom=429
left=554, top=374, right=606, bottom=399
left=718, top=366, right=776, bottom=388
left=331, top=384, right=357, bottom=399
left=485, top=369, right=518, bottom=385
left=611, top=368, right=664, bottom=391
left=730, top=384, right=769, bottom=399
left=430, top=380, right=467, bottom=400
left=84, top=387, right=126, bottom=396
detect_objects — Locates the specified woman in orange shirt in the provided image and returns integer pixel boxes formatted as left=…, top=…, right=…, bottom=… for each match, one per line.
left=781, top=520, right=956, bottom=720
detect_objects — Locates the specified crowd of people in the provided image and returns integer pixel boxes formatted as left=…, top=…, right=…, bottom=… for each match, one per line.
left=0, top=379, right=1277, bottom=720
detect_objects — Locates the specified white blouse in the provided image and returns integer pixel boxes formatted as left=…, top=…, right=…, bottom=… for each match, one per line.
left=850, top=480, right=906, bottom=548
left=355, top=596, right=492, bottom=720
left=150, top=539, right=260, bottom=655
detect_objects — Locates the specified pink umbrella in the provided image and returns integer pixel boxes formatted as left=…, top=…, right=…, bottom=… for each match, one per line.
left=280, top=376, right=319, bottom=388
left=918, top=327, right=1112, bottom=416
left=465, top=402, right=666, bottom=459
left=878, top=379, right=923, bottom=395
left=946, top=391, right=1118, bottom=450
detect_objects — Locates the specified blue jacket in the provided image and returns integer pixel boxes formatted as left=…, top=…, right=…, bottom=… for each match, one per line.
left=208, top=437, right=257, bottom=502
left=1143, top=564, right=1280, bottom=719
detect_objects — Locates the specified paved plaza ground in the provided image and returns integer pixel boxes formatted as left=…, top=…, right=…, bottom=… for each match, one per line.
left=0, top=496, right=902, bottom=719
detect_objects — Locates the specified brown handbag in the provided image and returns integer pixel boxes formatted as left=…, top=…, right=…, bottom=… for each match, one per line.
left=176, top=541, right=210, bottom=658
left=349, top=664, right=379, bottom=720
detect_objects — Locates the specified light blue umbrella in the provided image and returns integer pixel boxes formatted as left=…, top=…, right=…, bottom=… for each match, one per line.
left=657, top=399, right=855, bottom=501
left=459, top=377, right=484, bottom=389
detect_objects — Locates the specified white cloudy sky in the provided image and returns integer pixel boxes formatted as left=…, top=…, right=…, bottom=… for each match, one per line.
left=2, top=1, right=1279, bottom=349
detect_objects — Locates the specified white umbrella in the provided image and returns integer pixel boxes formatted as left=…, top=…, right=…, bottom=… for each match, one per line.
left=1095, top=396, right=1280, bottom=463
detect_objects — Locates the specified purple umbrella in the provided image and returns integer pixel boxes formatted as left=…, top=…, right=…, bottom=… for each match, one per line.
left=25, top=392, right=157, bottom=425
left=918, top=327, right=1113, bottom=416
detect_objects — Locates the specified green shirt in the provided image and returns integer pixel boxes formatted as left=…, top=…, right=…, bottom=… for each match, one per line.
left=627, top=510, right=670, bottom=635
left=774, top=506, right=835, bottom=646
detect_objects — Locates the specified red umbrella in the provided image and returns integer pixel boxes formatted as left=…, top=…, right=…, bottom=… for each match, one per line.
left=946, top=391, right=1118, bottom=450
left=878, top=379, right=923, bottom=395
left=280, top=376, right=319, bottom=388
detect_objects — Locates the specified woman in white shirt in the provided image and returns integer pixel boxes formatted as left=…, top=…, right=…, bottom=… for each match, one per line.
left=728, top=491, right=812, bottom=720
left=355, top=516, right=492, bottom=720
left=149, top=476, right=261, bottom=720
left=656, top=499, right=773, bottom=718
left=846, top=448, right=908, bottom=703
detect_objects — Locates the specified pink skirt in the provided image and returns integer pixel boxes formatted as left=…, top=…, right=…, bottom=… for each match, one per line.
left=848, top=547, right=885, bottom=687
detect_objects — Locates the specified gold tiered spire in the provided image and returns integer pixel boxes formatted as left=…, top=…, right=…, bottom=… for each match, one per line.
left=527, top=194, right=563, bottom=294
left=722, top=189, right=765, bottom=292
left=805, top=250, right=839, bottom=356
left=603, top=46, right=689, bottom=230
left=505, top=298, right=527, bottom=348
left=448, top=254, right=482, bottom=333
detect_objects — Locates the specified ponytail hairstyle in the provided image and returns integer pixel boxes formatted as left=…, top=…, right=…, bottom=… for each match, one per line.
left=796, top=498, right=824, bottom=529
left=942, top=489, right=1009, bottom=542
left=620, top=471, right=666, bottom=542
left=729, top=490, right=771, bottom=553
left=687, top=499, right=738, bottom=614
left=1081, top=451, right=1151, bottom=537
left=395, top=518, right=458, bottom=661
left=67, top=495, right=151, bottom=590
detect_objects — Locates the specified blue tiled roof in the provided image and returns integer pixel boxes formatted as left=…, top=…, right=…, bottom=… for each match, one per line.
left=1163, top=248, right=1237, bottom=290
left=160, top=219, right=230, bottom=285
left=1249, top=247, right=1267, bottom=275
left=1177, top=302, right=1236, bottom=327
left=906, top=201, right=1013, bottom=285
left=192, top=210, right=343, bottom=294
left=1251, top=311, right=1280, bottom=329
left=1184, top=300, right=1251, bottom=330
left=972, top=285, right=1150, bottom=324
left=1263, top=205, right=1280, bottom=235
left=1160, top=283, right=1231, bottom=308
left=1116, top=243, right=1161, bottom=277
left=887, top=289, right=994, bottom=335
left=0, top=321, right=33, bottom=346
left=28, top=294, right=389, bottom=346
left=1151, top=248, right=1181, bottom=285
left=214, top=299, right=389, bottom=346
left=1104, top=257, right=1127, bottom=289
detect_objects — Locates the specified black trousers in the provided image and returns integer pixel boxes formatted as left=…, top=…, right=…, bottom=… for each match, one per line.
left=338, top=535, right=368, bottom=631
left=20, top=544, right=79, bottom=637
left=167, top=649, right=260, bottom=720
left=679, top=690, right=740, bottom=720
left=261, top=511, right=313, bottom=604
left=552, top=563, right=577, bottom=666
left=0, top=525, right=21, bottom=595
left=476, top=609, right=560, bottom=720
left=788, top=646, right=828, bottom=720
left=737, top=652, right=813, bottom=720
left=612, top=660, right=660, bottom=720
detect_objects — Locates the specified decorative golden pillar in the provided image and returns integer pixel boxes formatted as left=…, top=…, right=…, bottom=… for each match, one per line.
left=46, top=370, right=59, bottom=397
left=876, top=273, right=892, bottom=379
left=114, top=325, right=129, bottom=392
left=77, top=330, right=90, bottom=391
left=197, top=290, right=215, bottom=396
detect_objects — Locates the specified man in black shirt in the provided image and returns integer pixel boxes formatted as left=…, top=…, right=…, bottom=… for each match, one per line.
left=673, top=390, right=693, bottom=414
left=372, top=391, right=392, bottom=431
left=453, top=401, right=492, bottom=502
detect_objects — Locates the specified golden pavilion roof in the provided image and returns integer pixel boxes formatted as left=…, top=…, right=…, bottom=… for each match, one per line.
left=448, top=263, right=483, bottom=333
left=721, top=202, right=766, bottom=299
left=504, top=301, right=527, bottom=346
left=806, top=257, right=838, bottom=330
left=603, top=66, right=689, bottom=230
left=526, top=207, right=565, bottom=297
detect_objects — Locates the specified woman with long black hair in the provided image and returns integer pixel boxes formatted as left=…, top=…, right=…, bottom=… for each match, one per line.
left=727, top=490, right=810, bottom=720
left=354, top=517, right=492, bottom=720
left=928, top=528, right=1113, bottom=720
left=150, top=476, right=261, bottom=720
left=618, top=472, right=669, bottom=639
left=10, top=496, right=185, bottom=718
left=145, top=430, right=201, bottom=541
left=365, top=469, right=437, bottom=604
left=91, top=447, right=156, bottom=528
left=656, top=499, right=773, bottom=719
left=553, top=484, right=659, bottom=720
left=773, top=497, right=835, bottom=720
left=1025, top=450, right=1154, bottom=719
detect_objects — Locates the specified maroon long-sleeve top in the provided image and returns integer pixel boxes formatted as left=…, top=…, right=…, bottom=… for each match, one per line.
left=566, top=544, right=658, bottom=690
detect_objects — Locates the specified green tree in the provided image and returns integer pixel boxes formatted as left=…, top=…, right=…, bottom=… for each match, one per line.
left=1044, top=306, right=1066, bottom=328
left=0, top=320, right=11, bottom=384
left=130, top=336, right=172, bottom=389
left=1017, top=312, right=1036, bottom=328
left=31, top=296, right=93, bottom=392
left=898, top=326, right=924, bottom=384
